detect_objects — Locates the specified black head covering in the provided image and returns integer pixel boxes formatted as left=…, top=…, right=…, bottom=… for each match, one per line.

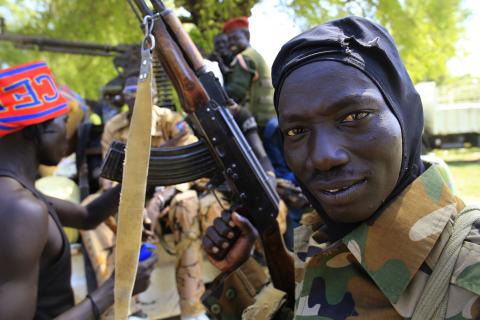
left=272, top=16, right=425, bottom=240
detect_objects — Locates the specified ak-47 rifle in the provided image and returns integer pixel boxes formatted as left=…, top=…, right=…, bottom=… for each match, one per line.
left=106, top=0, right=294, bottom=307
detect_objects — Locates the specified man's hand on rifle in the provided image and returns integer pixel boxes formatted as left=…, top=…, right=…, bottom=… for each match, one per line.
left=202, top=211, right=258, bottom=273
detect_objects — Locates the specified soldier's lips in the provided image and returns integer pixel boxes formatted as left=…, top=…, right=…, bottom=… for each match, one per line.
left=312, top=178, right=368, bottom=206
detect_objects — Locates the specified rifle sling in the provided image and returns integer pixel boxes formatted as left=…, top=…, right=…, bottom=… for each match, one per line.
left=114, top=48, right=153, bottom=319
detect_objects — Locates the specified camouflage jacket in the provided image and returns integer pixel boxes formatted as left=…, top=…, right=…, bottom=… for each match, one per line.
left=294, top=164, right=480, bottom=319
left=101, top=105, right=196, bottom=157
left=241, top=47, right=276, bottom=127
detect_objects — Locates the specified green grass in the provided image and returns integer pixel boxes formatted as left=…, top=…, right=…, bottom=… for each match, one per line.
left=433, top=148, right=480, bottom=203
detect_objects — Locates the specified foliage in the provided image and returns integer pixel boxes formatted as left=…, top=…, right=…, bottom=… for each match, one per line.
left=0, top=0, right=258, bottom=98
left=175, top=0, right=259, bottom=53
left=0, top=0, right=141, bottom=98
left=283, top=0, right=469, bottom=83
left=434, top=148, right=480, bottom=203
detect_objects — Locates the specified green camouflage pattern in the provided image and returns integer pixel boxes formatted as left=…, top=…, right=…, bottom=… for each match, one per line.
left=294, top=164, right=480, bottom=319
left=224, top=54, right=256, bottom=106
left=241, top=47, right=276, bottom=126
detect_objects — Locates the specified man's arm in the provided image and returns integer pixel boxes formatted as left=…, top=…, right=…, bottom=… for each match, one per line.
left=0, top=191, right=119, bottom=320
left=0, top=183, right=156, bottom=320
left=47, top=184, right=121, bottom=230
left=0, top=194, right=49, bottom=319
left=55, top=255, right=157, bottom=320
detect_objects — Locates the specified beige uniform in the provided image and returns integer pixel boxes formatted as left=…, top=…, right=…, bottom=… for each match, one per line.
left=101, top=105, right=196, bottom=157
left=101, top=106, right=212, bottom=317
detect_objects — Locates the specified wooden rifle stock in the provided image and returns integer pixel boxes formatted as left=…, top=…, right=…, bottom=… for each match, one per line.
left=158, top=15, right=205, bottom=71
left=261, top=222, right=295, bottom=307
left=150, top=14, right=208, bottom=112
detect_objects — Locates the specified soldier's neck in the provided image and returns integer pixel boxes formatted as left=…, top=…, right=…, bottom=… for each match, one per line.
left=0, top=133, right=39, bottom=186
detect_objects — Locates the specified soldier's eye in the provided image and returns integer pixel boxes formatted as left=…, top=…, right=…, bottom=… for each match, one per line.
left=341, top=111, right=370, bottom=123
left=286, top=128, right=306, bottom=137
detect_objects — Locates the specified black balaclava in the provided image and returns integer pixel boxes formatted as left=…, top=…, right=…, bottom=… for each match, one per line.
left=272, top=16, right=425, bottom=240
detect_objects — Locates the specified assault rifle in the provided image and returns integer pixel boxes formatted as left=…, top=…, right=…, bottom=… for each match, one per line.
left=101, top=0, right=294, bottom=306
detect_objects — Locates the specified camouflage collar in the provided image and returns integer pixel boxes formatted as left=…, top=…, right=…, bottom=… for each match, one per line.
left=341, top=164, right=458, bottom=304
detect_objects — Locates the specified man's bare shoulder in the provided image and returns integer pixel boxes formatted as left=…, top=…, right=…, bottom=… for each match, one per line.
left=0, top=176, right=47, bottom=214
left=0, top=177, right=49, bottom=259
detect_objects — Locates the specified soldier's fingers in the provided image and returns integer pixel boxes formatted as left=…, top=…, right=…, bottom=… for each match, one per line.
left=221, top=210, right=236, bottom=228
left=231, top=212, right=258, bottom=240
left=202, top=234, right=221, bottom=256
left=206, top=227, right=230, bottom=250
left=141, top=254, right=158, bottom=270
left=213, top=217, right=235, bottom=239
left=221, top=211, right=247, bottom=239
left=205, top=228, right=231, bottom=260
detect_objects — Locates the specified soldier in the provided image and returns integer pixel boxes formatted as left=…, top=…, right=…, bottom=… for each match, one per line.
left=203, top=17, right=480, bottom=319
left=100, top=71, right=196, bottom=189
left=100, top=71, right=212, bottom=319
left=0, top=61, right=156, bottom=319
left=222, top=17, right=276, bottom=131
left=209, top=33, right=233, bottom=76
left=101, top=72, right=196, bottom=158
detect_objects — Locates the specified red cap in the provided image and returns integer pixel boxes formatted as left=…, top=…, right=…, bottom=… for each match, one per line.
left=223, top=17, right=249, bottom=33
left=0, top=61, right=69, bottom=138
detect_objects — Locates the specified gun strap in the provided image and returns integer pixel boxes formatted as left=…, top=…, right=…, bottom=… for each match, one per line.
left=411, top=205, right=480, bottom=320
left=114, top=47, right=153, bottom=319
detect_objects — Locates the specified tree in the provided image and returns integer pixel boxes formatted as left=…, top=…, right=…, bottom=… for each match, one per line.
left=283, top=0, right=469, bottom=83
left=0, top=0, right=259, bottom=98
left=0, top=0, right=141, bottom=98
left=176, top=0, right=259, bottom=52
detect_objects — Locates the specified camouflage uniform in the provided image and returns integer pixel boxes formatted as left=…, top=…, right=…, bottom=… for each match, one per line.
left=224, top=54, right=256, bottom=106
left=101, top=105, right=196, bottom=157
left=294, top=164, right=480, bottom=319
left=241, top=47, right=276, bottom=127
left=224, top=47, right=275, bottom=128
left=99, top=105, right=207, bottom=318
left=168, top=190, right=206, bottom=317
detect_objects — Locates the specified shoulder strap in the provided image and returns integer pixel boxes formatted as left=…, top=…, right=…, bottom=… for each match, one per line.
left=236, top=54, right=259, bottom=80
left=412, top=205, right=480, bottom=320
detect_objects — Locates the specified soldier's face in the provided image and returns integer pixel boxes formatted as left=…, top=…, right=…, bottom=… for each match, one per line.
left=214, top=34, right=230, bottom=57
left=278, top=61, right=402, bottom=223
left=37, top=115, right=68, bottom=166
left=228, top=29, right=249, bottom=54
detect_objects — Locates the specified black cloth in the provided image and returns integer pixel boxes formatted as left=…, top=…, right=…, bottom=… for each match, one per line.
left=271, top=16, right=425, bottom=240
left=0, top=169, right=74, bottom=319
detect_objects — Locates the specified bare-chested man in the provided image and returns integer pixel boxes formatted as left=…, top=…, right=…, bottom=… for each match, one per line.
left=0, top=61, right=157, bottom=319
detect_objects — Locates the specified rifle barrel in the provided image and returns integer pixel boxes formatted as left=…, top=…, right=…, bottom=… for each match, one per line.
left=0, top=33, right=126, bottom=56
